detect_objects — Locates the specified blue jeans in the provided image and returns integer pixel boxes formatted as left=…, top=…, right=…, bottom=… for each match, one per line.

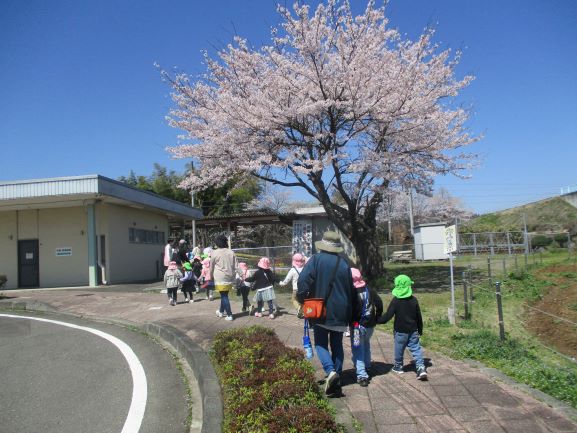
left=219, top=291, right=232, bottom=316
left=394, top=331, right=424, bottom=369
left=257, top=299, right=274, bottom=315
left=313, top=325, right=344, bottom=375
left=351, top=326, right=374, bottom=379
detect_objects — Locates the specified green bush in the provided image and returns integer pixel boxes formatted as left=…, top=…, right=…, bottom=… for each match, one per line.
left=554, top=233, right=569, bottom=247
left=531, top=235, right=553, bottom=249
left=211, top=326, right=343, bottom=433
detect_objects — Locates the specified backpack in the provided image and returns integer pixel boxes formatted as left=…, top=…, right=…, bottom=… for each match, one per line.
left=165, top=270, right=181, bottom=288
left=359, top=287, right=376, bottom=327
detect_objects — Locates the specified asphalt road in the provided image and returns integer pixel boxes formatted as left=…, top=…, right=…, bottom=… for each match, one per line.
left=0, top=312, right=190, bottom=433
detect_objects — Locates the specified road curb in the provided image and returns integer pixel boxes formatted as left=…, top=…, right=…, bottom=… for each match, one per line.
left=142, top=322, right=223, bottom=433
left=0, top=299, right=223, bottom=433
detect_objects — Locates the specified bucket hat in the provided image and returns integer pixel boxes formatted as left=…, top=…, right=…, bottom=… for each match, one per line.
left=315, top=231, right=344, bottom=253
left=392, top=274, right=414, bottom=299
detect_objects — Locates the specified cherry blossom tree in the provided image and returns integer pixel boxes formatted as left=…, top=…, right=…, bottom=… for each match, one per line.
left=162, top=0, right=478, bottom=277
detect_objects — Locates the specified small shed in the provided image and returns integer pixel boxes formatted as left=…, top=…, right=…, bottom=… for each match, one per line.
left=414, top=222, right=447, bottom=260
left=292, top=206, right=357, bottom=263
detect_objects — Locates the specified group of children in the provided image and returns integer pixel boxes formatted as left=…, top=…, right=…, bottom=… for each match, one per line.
left=165, top=249, right=427, bottom=383
left=163, top=254, right=215, bottom=306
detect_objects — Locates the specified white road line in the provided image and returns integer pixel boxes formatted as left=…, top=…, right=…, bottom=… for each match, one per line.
left=0, top=314, right=147, bottom=433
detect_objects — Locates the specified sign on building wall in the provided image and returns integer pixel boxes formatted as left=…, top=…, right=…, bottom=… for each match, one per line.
left=55, top=247, right=72, bottom=257
left=293, top=220, right=312, bottom=257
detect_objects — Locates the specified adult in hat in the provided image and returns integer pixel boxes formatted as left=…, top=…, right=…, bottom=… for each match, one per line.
left=297, top=230, right=357, bottom=396
left=210, top=234, right=237, bottom=321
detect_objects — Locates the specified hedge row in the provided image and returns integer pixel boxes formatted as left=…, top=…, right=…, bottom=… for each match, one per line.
left=210, top=326, right=343, bottom=433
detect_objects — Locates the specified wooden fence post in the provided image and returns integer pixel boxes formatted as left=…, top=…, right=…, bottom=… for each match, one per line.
left=495, top=281, right=505, bottom=341
left=462, top=271, right=469, bottom=320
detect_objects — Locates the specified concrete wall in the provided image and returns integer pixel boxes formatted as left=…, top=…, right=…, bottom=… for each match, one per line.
left=0, top=208, right=89, bottom=289
left=0, top=203, right=170, bottom=289
left=38, top=207, right=89, bottom=287
left=105, top=204, right=168, bottom=284
left=0, top=212, right=18, bottom=289
left=562, top=192, right=577, bottom=209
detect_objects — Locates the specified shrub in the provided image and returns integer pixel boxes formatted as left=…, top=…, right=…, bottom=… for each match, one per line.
left=211, top=326, right=343, bottom=433
left=554, top=233, right=569, bottom=247
left=531, top=235, right=552, bottom=249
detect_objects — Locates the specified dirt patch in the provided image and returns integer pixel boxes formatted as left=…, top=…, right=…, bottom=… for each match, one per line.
left=526, top=265, right=577, bottom=359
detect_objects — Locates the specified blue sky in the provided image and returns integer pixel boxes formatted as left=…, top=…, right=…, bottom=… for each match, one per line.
left=1, top=0, right=576, bottom=214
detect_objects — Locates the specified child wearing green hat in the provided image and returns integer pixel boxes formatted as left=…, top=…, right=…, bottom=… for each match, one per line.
left=378, top=274, right=427, bottom=380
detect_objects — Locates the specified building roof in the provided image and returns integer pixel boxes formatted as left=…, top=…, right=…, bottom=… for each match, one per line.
left=195, top=208, right=295, bottom=228
left=414, top=222, right=447, bottom=228
left=0, top=175, right=202, bottom=220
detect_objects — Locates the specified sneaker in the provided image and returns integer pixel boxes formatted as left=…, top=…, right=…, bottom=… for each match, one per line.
left=344, top=330, right=350, bottom=337
left=392, top=365, right=404, bottom=374
left=216, top=310, right=223, bottom=318
left=184, top=297, right=189, bottom=303
left=325, top=371, right=340, bottom=395
left=255, top=312, right=262, bottom=318
left=358, top=377, right=369, bottom=387
left=209, top=296, right=214, bottom=301
left=417, top=366, right=428, bottom=380
left=268, top=313, right=275, bottom=319
left=241, top=306, right=247, bottom=312
left=168, top=298, right=173, bottom=305
left=225, top=315, right=233, bottom=321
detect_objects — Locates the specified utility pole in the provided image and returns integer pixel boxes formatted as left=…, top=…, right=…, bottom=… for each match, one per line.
left=408, top=188, right=414, bottom=236
left=191, top=190, right=196, bottom=249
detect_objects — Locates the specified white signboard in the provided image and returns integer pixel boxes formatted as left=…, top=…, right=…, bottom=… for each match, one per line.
left=444, top=225, right=457, bottom=254
left=56, top=247, right=72, bottom=257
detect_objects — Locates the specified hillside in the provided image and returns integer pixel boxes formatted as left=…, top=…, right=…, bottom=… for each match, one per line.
left=461, top=197, right=577, bottom=233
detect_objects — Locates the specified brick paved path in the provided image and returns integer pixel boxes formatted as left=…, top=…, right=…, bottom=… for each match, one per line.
left=4, top=287, right=577, bottom=433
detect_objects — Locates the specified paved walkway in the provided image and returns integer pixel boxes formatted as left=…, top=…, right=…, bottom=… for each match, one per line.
left=2, top=285, right=577, bottom=433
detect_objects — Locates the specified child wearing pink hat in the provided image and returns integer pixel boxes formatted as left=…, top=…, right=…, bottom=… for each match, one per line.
left=236, top=262, right=252, bottom=312
left=244, top=257, right=277, bottom=318
left=279, top=253, right=306, bottom=318
left=164, top=261, right=183, bottom=306
left=350, top=268, right=383, bottom=387
left=200, top=258, right=214, bottom=301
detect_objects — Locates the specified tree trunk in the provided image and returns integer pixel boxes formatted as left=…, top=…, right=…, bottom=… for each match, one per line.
left=350, top=225, right=384, bottom=280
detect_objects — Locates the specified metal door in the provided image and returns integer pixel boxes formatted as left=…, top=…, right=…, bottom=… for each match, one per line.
left=18, top=239, right=39, bottom=287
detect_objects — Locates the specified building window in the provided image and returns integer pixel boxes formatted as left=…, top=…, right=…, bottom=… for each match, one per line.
left=128, top=228, right=165, bottom=245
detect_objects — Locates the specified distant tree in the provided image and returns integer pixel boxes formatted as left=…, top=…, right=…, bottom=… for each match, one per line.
left=531, top=235, right=552, bottom=249
left=118, top=163, right=262, bottom=215
left=161, top=0, right=478, bottom=277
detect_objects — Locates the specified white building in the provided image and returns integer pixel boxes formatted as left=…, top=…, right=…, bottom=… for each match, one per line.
left=0, top=175, right=201, bottom=289
left=414, top=222, right=448, bottom=260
